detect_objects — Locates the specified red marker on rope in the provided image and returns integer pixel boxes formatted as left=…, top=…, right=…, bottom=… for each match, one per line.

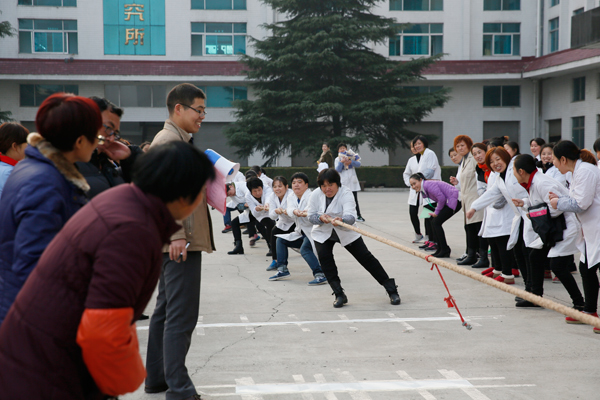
left=426, top=255, right=472, bottom=331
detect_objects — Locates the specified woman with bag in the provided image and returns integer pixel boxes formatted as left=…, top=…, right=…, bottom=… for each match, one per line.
left=550, top=141, right=600, bottom=332
left=511, top=154, right=584, bottom=310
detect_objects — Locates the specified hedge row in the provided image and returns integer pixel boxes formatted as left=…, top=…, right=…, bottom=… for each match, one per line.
left=240, top=166, right=459, bottom=188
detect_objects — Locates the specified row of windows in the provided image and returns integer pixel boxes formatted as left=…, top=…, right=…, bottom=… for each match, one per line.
left=104, top=85, right=248, bottom=108
left=191, top=23, right=246, bottom=56
left=18, top=0, right=75, bottom=6
left=20, top=84, right=79, bottom=106
left=18, top=19, right=78, bottom=54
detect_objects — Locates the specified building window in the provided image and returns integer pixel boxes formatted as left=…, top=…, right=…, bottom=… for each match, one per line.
left=191, top=23, right=246, bottom=56
left=191, top=0, right=246, bottom=10
left=18, top=19, right=78, bottom=54
left=18, top=0, right=76, bottom=6
left=20, top=84, right=78, bottom=106
left=572, top=77, right=586, bottom=102
left=483, top=85, right=520, bottom=107
left=549, top=18, right=559, bottom=53
left=550, top=0, right=559, bottom=7
left=105, top=85, right=167, bottom=108
left=390, top=0, right=443, bottom=11
left=483, top=23, right=520, bottom=56
left=199, top=86, right=247, bottom=107
left=573, top=8, right=584, bottom=15
left=483, top=0, right=520, bottom=11
left=390, top=23, right=443, bottom=56
left=572, top=117, right=584, bottom=148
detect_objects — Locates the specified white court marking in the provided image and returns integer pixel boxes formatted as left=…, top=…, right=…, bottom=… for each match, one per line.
left=136, top=314, right=502, bottom=331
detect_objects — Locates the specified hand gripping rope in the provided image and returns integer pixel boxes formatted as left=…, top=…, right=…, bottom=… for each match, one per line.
left=324, top=218, right=600, bottom=330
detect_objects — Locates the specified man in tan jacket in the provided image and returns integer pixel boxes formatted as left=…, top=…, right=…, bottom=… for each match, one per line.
left=145, top=83, right=214, bottom=400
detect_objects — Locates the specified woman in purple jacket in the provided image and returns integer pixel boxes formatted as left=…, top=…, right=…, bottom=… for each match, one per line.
left=409, top=173, right=460, bottom=258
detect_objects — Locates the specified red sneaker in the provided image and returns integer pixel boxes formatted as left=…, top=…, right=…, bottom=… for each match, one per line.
left=494, top=275, right=515, bottom=284
left=481, top=267, right=494, bottom=275
left=566, top=312, right=598, bottom=325
left=512, top=269, right=520, bottom=277
left=544, top=271, right=552, bottom=280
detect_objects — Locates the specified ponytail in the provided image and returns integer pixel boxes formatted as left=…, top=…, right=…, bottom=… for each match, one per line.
left=553, top=140, right=581, bottom=161
left=514, top=154, right=537, bottom=174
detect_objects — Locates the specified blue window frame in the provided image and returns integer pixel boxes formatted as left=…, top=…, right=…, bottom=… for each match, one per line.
left=390, top=23, right=443, bottom=56
left=483, top=23, right=520, bottom=56
left=191, top=23, right=246, bottom=56
left=18, top=19, right=78, bottom=54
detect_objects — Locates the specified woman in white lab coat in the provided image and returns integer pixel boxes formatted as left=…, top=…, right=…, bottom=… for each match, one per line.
left=512, top=154, right=584, bottom=310
left=308, top=169, right=400, bottom=308
left=467, top=147, right=520, bottom=283
left=550, top=141, right=600, bottom=331
left=266, top=176, right=296, bottom=269
left=403, top=143, right=424, bottom=242
left=538, top=144, right=567, bottom=187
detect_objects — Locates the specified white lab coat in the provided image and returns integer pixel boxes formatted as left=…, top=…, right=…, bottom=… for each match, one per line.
left=544, top=165, right=567, bottom=188
left=245, top=186, right=273, bottom=222
left=259, top=173, right=273, bottom=188
left=267, top=188, right=295, bottom=230
left=233, top=171, right=246, bottom=183
left=565, top=160, right=600, bottom=267
left=519, top=172, right=582, bottom=257
left=277, top=188, right=318, bottom=255
left=417, top=148, right=442, bottom=181
left=403, top=155, right=420, bottom=206
left=335, top=158, right=361, bottom=192
left=308, top=186, right=360, bottom=246
left=227, top=182, right=251, bottom=224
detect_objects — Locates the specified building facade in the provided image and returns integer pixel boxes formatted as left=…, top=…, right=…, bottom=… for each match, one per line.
left=1, top=0, right=599, bottom=166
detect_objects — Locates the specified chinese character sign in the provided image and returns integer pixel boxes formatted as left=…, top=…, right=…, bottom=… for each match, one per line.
left=103, top=0, right=165, bottom=55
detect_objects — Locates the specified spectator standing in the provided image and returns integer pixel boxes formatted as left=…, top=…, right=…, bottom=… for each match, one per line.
left=403, top=142, right=424, bottom=243
left=529, top=138, right=545, bottom=161
left=0, top=122, right=29, bottom=196
left=145, top=83, right=214, bottom=400
left=0, top=93, right=101, bottom=325
left=317, top=142, right=335, bottom=169
left=335, top=143, right=365, bottom=221
left=0, top=142, right=214, bottom=399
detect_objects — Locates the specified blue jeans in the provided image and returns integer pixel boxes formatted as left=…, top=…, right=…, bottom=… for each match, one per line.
left=276, top=235, right=322, bottom=276
left=223, top=207, right=237, bottom=226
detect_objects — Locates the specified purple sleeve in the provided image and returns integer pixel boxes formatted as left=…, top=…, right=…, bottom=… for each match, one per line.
left=424, top=181, right=446, bottom=215
left=445, top=184, right=459, bottom=211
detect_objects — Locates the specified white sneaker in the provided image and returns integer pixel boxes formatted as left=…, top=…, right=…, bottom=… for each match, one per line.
left=413, top=234, right=425, bottom=243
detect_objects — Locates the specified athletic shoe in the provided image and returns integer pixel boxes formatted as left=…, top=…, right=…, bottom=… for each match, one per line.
left=412, top=234, right=424, bottom=243
left=594, top=327, right=600, bottom=334
left=565, top=311, right=597, bottom=324
left=419, top=241, right=431, bottom=249
left=512, top=268, right=521, bottom=277
left=269, top=270, right=291, bottom=281
left=481, top=267, right=494, bottom=275
left=456, top=253, right=468, bottom=262
left=266, top=260, right=278, bottom=271
left=552, top=276, right=560, bottom=283
left=308, top=275, right=327, bottom=285
left=494, top=275, right=515, bottom=284
left=544, top=271, right=552, bottom=280
left=516, top=300, right=541, bottom=308
left=249, top=234, right=260, bottom=246
left=222, top=225, right=232, bottom=233
left=356, top=216, right=365, bottom=222
left=425, top=242, right=437, bottom=251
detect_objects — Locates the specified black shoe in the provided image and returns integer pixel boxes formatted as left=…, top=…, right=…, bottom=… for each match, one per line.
left=457, top=255, right=477, bottom=266
left=383, top=278, right=401, bottom=305
left=471, top=256, right=490, bottom=269
left=228, top=240, right=244, bottom=255
left=266, top=251, right=272, bottom=257
left=145, top=383, right=169, bottom=394
left=242, top=229, right=249, bottom=234
left=456, top=254, right=468, bottom=262
left=431, top=248, right=451, bottom=258
left=137, top=313, right=150, bottom=321
left=515, top=296, right=523, bottom=302
left=515, top=299, right=541, bottom=308
left=419, top=242, right=431, bottom=249
left=333, top=293, right=348, bottom=308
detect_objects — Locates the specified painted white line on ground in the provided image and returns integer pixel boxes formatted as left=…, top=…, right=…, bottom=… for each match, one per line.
left=289, top=314, right=311, bottom=332
left=235, top=377, right=263, bottom=400
left=396, top=370, right=436, bottom=400
left=448, top=312, right=482, bottom=327
left=196, top=316, right=205, bottom=336
left=438, top=370, right=490, bottom=400
left=240, top=315, right=255, bottom=334
left=336, top=370, right=372, bottom=400
left=292, top=375, right=315, bottom=400
left=314, top=374, right=339, bottom=400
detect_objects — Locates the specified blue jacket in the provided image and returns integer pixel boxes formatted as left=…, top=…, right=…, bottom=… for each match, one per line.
left=0, top=160, right=14, bottom=198
left=0, top=140, right=88, bottom=324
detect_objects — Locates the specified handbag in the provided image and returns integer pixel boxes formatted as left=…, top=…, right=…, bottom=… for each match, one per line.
left=528, top=202, right=566, bottom=247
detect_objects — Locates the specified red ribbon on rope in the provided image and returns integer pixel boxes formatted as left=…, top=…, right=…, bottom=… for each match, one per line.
left=427, top=259, right=472, bottom=331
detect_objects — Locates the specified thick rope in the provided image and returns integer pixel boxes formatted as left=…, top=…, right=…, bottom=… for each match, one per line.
left=328, top=219, right=600, bottom=329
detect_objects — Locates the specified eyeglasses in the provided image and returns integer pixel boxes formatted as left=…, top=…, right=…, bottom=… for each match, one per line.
left=179, top=103, right=207, bottom=117
left=97, top=135, right=106, bottom=146
left=103, top=124, right=121, bottom=140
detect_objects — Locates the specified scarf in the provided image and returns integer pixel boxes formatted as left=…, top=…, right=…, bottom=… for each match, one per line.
left=0, top=154, right=17, bottom=166
left=477, top=163, right=491, bottom=183
left=520, top=168, right=537, bottom=193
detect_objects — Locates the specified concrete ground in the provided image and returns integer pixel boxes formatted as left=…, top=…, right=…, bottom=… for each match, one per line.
left=124, top=191, right=599, bottom=400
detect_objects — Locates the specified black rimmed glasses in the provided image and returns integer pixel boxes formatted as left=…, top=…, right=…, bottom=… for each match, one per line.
left=179, top=103, right=207, bottom=117
left=103, top=124, right=121, bottom=141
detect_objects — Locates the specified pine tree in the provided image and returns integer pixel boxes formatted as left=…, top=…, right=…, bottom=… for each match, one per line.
left=225, top=0, right=449, bottom=164
left=0, top=10, right=15, bottom=123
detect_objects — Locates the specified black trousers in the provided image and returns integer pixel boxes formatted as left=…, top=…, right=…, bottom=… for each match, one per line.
left=409, top=204, right=421, bottom=235
left=430, top=205, right=457, bottom=251
left=465, top=221, right=482, bottom=253
left=424, top=201, right=437, bottom=241
left=270, top=224, right=295, bottom=261
left=352, top=191, right=362, bottom=218
left=488, top=235, right=512, bottom=275
left=232, top=213, right=275, bottom=249
left=315, top=236, right=390, bottom=287
left=512, top=219, right=530, bottom=288
left=579, top=257, right=600, bottom=313
left=529, top=246, right=584, bottom=306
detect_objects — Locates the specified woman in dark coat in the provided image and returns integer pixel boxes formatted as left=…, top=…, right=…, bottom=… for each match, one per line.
left=0, top=142, right=214, bottom=399
left=0, top=93, right=102, bottom=325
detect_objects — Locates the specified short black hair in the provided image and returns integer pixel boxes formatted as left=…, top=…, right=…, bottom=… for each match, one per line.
left=132, top=141, right=215, bottom=203
left=246, top=177, right=263, bottom=191
left=514, top=154, right=537, bottom=174
left=251, top=165, right=261, bottom=174
left=505, top=141, right=520, bottom=155
left=411, top=135, right=429, bottom=149
left=530, top=137, right=546, bottom=147
left=166, top=83, right=206, bottom=114
left=89, top=96, right=124, bottom=118
left=273, top=176, right=288, bottom=187
left=410, top=172, right=426, bottom=181
left=337, top=143, right=347, bottom=151
left=447, top=148, right=456, bottom=156
left=0, top=122, right=29, bottom=154
left=245, top=170, right=258, bottom=179
left=317, top=168, right=341, bottom=187
left=553, top=140, right=581, bottom=162
left=291, top=172, right=309, bottom=185
left=593, top=138, right=600, bottom=153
